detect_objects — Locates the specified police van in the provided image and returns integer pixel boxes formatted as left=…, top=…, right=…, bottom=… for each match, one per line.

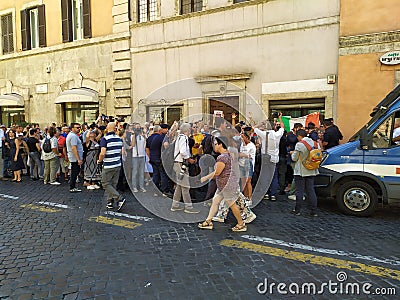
left=316, top=85, right=400, bottom=216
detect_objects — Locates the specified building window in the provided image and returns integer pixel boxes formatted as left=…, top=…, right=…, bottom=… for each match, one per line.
left=61, top=0, right=91, bottom=42
left=29, top=8, right=39, bottom=49
left=20, top=5, right=46, bottom=51
left=181, top=0, right=202, bottom=15
left=72, top=0, right=84, bottom=40
left=1, top=13, right=14, bottom=54
left=138, top=0, right=157, bottom=23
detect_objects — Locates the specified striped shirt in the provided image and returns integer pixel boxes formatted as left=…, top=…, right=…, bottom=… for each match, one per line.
left=100, top=133, right=123, bottom=169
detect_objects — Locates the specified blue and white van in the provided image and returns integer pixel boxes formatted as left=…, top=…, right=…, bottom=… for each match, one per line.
left=316, top=85, right=400, bottom=216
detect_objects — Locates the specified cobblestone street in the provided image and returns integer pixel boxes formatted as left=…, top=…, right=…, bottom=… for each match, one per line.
left=0, top=179, right=399, bottom=299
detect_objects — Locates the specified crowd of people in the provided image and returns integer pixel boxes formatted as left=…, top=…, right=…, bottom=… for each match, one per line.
left=0, top=112, right=344, bottom=231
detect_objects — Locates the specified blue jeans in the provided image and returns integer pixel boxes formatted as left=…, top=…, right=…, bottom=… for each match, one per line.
left=268, top=166, right=279, bottom=197
left=0, top=148, right=3, bottom=178
left=132, top=156, right=145, bottom=190
left=29, top=152, right=41, bottom=178
left=150, top=161, right=168, bottom=193
left=294, top=175, right=318, bottom=213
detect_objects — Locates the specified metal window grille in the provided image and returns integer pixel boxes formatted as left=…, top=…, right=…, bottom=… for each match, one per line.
left=1, top=13, right=14, bottom=54
left=181, top=0, right=202, bottom=15
left=138, top=0, right=157, bottom=23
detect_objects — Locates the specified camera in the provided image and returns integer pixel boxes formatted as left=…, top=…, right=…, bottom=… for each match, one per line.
left=178, top=161, right=189, bottom=180
left=272, top=112, right=279, bottom=119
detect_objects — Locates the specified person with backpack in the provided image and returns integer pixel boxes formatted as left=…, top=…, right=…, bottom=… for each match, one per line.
left=290, top=129, right=321, bottom=217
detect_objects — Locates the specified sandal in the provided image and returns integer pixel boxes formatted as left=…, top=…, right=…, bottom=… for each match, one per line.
left=232, top=223, right=247, bottom=232
left=198, top=220, right=213, bottom=230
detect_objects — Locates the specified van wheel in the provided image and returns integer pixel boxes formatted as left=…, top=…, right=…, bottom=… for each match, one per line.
left=336, top=181, right=377, bottom=216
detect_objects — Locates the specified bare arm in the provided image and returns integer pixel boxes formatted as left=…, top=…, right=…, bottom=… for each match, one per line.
left=98, top=147, right=107, bottom=163
left=14, top=140, right=20, bottom=161
left=200, top=161, right=225, bottom=183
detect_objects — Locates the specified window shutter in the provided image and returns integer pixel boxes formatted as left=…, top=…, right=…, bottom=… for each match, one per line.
left=1, top=14, right=14, bottom=54
left=61, top=0, right=72, bottom=42
left=20, top=9, right=31, bottom=50
left=38, top=5, right=46, bottom=47
left=82, top=0, right=91, bottom=39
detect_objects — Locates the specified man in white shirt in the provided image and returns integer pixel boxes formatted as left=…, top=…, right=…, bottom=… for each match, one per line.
left=253, top=113, right=285, bottom=201
left=0, top=125, right=5, bottom=180
left=170, top=123, right=199, bottom=214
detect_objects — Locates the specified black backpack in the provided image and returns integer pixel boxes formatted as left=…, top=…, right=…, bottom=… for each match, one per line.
left=42, top=137, right=52, bottom=153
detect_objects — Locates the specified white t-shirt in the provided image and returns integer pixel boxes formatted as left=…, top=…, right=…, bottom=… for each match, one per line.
left=239, top=141, right=256, bottom=171
left=393, top=127, right=400, bottom=145
left=131, top=135, right=146, bottom=157
left=254, top=127, right=285, bottom=163
left=0, top=129, right=4, bottom=147
left=174, top=134, right=190, bottom=162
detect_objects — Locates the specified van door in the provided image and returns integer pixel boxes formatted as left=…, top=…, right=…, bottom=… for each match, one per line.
left=365, top=112, right=400, bottom=201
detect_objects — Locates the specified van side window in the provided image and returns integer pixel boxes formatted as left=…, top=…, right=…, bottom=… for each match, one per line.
left=372, top=115, right=393, bottom=149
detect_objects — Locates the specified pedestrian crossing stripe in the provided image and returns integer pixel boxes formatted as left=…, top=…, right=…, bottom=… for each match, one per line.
left=220, top=240, right=400, bottom=281
left=89, top=216, right=142, bottom=229
left=20, top=204, right=61, bottom=213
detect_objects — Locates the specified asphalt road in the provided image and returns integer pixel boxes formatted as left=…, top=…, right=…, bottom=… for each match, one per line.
left=0, top=178, right=399, bottom=299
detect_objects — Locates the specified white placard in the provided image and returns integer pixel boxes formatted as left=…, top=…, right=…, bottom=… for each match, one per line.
left=36, top=84, right=48, bottom=94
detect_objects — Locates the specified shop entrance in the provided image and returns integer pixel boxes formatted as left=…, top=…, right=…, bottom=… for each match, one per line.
left=146, top=105, right=183, bottom=126
left=63, top=103, right=99, bottom=125
left=209, top=96, right=239, bottom=125
left=0, top=107, right=26, bottom=127
left=269, top=98, right=325, bottom=119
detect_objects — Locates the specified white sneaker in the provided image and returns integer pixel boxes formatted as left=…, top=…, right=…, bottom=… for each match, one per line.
left=212, top=216, right=225, bottom=223
left=140, top=188, right=147, bottom=192
left=87, top=185, right=96, bottom=190
left=288, top=195, right=305, bottom=200
left=50, top=182, right=61, bottom=185
left=132, top=188, right=139, bottom=193
left=244, top=212, right=257, bottom=224
left=93, top=184, right=100, bottom=189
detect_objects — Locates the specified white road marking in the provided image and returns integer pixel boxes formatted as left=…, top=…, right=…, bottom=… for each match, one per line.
left=37, top=201, right=70, bottom=209
left=0, top=193, right=19, bottom=200
left=241, top=235, right=400, bottom=266
left=104, top=211, right=153, bottom=222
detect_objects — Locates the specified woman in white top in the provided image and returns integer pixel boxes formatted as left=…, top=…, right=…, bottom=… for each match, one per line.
left=131, top=126, right=147, bottom=192
left=238, top=131, right=256, bottom=202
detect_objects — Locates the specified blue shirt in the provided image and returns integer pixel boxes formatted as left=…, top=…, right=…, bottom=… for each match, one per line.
left=100, top=132, right=123, bottom=169
left=146, top=133, right=165, bottom=163
left=66, top=132, right=83, bottom=162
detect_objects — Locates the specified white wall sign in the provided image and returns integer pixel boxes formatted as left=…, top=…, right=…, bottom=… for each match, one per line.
left=36, top=84, right=48, bottom=94
left=380, top=51, right=400, bottom=65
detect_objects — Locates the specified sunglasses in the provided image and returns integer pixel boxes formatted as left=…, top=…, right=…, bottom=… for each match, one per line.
left=74, top=127, right=81, bottom=129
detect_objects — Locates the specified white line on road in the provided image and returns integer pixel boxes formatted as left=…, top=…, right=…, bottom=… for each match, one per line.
left=241, top=235, right=400, bottom=266
left=37, top=201, right=70, bottom=209
left=104, top=211, right=153, bottom=222
left=0, top=193, right=19, bottom=200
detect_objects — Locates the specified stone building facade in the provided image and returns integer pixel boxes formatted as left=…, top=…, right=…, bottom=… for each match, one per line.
left=0, top=0, right=131, bottom=126
left=1, top=0, right=342, bottom=127
left=338, top=0, right=400, bottom=140
left=130, top=0, right=340, bottom=125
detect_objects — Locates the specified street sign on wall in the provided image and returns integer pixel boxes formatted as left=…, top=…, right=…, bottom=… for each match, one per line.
left=380, top=51, right=400, bottom=65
